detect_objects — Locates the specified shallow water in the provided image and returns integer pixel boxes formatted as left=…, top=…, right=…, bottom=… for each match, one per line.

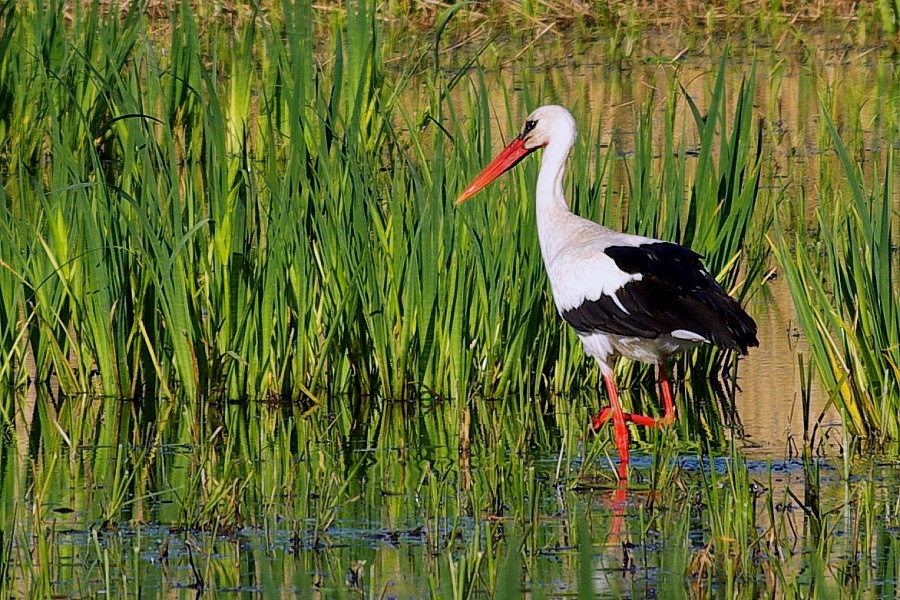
left=734, top=276, right=842, bottom=457
left=10, top=420, right=894, bottom=598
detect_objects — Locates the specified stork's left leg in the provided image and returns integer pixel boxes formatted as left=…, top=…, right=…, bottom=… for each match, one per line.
left=597, top=374, right=631, bottom=480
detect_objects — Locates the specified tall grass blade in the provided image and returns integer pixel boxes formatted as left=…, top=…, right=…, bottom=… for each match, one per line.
left=774, top=105, right=898, bottom=440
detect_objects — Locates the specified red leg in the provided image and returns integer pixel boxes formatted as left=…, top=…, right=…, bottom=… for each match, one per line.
left=592, top=407, right=658, bottom=428
left=593, top=363, right=677, bottom=430
left=598, top=375, right=629, bottom=480
left=590, top=363, right=679, bottom=478
left=658, top=361, right=675, bottom=426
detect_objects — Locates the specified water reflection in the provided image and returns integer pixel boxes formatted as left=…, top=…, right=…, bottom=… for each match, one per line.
left=0, top=385, right=896, bottom=597
left=737, top=276, right=842, bottom=457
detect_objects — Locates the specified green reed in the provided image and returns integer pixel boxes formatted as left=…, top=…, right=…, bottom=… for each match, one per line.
left=0, top=3, right=898, bottom=596
left=774, top=110, right=899, bottom=441
left=0, top=0, right=768, bottom=410
left=622, top=52, right=768, bottom=431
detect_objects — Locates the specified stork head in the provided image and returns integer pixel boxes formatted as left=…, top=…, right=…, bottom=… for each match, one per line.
left=455, top=105, right=577, bottom=205
left=516, top=105, right=577, bottom=152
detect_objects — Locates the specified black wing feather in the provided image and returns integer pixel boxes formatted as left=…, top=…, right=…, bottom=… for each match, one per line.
left=561, top=242, right=759, bottom=354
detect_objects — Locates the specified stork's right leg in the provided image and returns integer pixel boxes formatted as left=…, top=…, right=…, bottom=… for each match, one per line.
left=657, top=360, right=676, bottom=426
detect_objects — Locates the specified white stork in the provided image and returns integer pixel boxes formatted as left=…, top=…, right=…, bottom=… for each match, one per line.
left=456, top=105, right=758, bottom=479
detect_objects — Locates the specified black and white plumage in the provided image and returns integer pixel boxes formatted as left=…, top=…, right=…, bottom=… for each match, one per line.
left=560, top=241, right=756, bottom=354
left=456, top=105, right=758, bottom=479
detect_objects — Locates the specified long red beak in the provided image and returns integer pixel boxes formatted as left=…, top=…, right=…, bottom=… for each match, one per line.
left=455, top=137, right=536, bottom=205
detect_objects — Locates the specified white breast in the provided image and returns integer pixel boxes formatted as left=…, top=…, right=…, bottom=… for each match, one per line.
left=538, top=215, right=656, bottom=313
left=546, top=251, right=640, bottom=312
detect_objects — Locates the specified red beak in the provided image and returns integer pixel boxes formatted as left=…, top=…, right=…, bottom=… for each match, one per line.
left=455, top=137, right=536, bottom=205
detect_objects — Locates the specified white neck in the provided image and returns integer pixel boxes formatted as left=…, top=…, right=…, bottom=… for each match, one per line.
left=535, top=138, right=574, bottom=262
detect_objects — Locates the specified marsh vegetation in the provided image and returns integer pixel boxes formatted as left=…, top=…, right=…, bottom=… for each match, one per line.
left=0, top=1, right=897, bottom=597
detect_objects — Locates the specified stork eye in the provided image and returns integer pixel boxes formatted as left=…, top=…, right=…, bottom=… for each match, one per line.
left=521, top=119, right=538, bottom=136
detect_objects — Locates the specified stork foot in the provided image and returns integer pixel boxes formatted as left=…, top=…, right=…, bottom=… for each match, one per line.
left=590, top=408, right=673, bottom=432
